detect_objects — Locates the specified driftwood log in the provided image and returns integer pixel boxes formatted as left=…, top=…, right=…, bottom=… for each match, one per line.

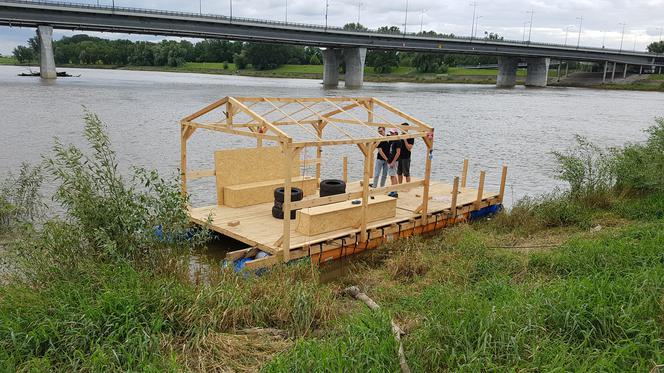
left=344, top=286, right=411, bottom=373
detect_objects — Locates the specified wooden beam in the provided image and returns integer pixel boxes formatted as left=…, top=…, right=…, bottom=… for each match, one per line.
left=293, top=131, right=428, bottom=148
left=371, top=97, right=433, bottom=130
left=498, top=165, right=508, bottom=204
left=342, top=156, right=348, bottom=183
left=315, top=122, right=323, bottom=181
left=229, top=97, right=291, bottom=141
left=359, top=142, right=376, bottom=242
left=182, top=97, right=228, bottom=122
left=475, top=170, right=486, bottom=209
left=281, top=145, right=294, bottom=262
left=421, top=140, right=433, bottom=224
left=293, top=99, right=357, bottom=141
left=461, top=159, right=469, bottom=188
left=263, top=99, right=321, bottom=140
left=451, top=176, right=459, bottom=216
left=183, top=121, right=281, bottom=141
left=180, top=125, right=188, bottom=199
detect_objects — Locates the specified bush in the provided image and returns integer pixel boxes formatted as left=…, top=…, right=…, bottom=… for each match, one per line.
left=552, top=135, right=614, bottom=204
left=0, top=163, right=44, bottom=233
left=612, top=118, right=664, bottom=193
left=39, top=110, right=206, bottom=269
left=232, top=52, right=248, bottom=69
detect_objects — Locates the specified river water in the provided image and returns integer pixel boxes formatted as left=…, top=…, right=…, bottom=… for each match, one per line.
left=1, top=65, right=663, bottom=209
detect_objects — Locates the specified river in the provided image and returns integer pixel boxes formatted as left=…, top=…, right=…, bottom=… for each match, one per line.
left=1, top=65, right=663, bottom=209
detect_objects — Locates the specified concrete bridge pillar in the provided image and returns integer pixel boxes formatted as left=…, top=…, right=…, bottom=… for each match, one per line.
left=322, top=48, right=341, bottom=88
left=496, top=56, right=519, bottom=88
left=343, top=47, right=366, bottom=89
left=524, top=57, right=550, bottom=87
left=37, top=25, right=57, bottom=79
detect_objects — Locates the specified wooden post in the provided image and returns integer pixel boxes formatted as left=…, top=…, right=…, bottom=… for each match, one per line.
left=421, top=141, right=433, bottom=224
left=226, top=101, right=233, bottom=126
left=180, top=125, right=188, bottom=199
left=461, top=159, right=469, bottom=188
left=451, top=176, right=459, bottom=217
left=281, top=145, right=294, bottom=263
left=343, top=156, right=348, bottom=183
left=315, top=122, right=323, bottom=182
left=367, top=99, right=374, bottom=123
left=475, top=170, right=485, bottom=209
left=498, top=165, right=508, bottom=204
left=359, top=143, right=375, bottom=242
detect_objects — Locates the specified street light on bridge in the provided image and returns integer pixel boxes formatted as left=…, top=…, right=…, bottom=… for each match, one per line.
left=526, top=9, right=535, bottom=43
left=576, top=16, right=583, bottom=48
left=419, top=8, right=427, bottom=34
left=564, top=25, right=573, bottom=45
left=325, top=0, right=329, bottom=31
left=403, top=0, right=409, bottom=36
left=469, top=2, right=478, bottom=40
left=618, top=22, right=626, bottom=52
left=522, top=21, right=529, bottom=42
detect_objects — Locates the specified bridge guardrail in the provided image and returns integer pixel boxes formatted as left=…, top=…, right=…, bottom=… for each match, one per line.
left=2, top=0, right=662, bottom=58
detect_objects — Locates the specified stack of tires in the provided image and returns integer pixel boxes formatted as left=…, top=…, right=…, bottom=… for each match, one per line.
left=319, top=179, right=346, bottom=197
left=272, top=187, right=304, bottom=219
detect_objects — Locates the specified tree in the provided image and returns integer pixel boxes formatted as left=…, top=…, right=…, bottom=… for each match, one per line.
left=484, top=32, right=504, bottom=40
left=233, top=51, right=248, bottom=69
left=343, top=23, right=368, bottom=32
left=244, top=43, right=302, bottom=70
left=12, top=45, right=35, bottom=63
left=647, top=41, right=664, bottom=54
left=412, top=53, right=448, bottom=73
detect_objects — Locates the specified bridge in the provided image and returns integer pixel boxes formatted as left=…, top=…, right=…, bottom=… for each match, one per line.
left=1, top=0, right=663, bottom=87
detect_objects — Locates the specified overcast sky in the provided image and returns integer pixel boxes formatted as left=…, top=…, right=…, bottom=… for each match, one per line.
left=1, top=0, right=664, bottom=55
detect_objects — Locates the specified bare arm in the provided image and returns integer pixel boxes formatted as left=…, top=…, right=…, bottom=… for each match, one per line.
left=378, top=148, right=388, bottom=160
left=391, top=148, right=401, bottom=165
left=404, top=140, right=414, bottom=151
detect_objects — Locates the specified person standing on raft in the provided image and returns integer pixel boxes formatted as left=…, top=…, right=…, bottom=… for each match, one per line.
left=398, top=122, right=414, bottom=184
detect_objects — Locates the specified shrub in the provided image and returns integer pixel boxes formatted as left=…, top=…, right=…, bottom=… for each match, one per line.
left=552, top=135, right=614, bottom=205
left=612, top=118, right=664, bottom=193
left=39, top=110, right=206, bottom=269
left=0, top=163, right=45, bottom=233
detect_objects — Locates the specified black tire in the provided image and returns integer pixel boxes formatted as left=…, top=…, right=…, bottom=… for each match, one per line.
left=274, top=187, right=304, bottom=203
left=320, top=179, right=346, bottom=197
left=272, top=205, right=297, bottom=220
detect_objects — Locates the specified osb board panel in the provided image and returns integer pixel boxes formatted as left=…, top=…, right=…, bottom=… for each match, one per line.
left=214, top=146, right=301, bottom=205
left=296, top=195, right=397, bottom=236
left=223, top=176, right=318, bottom=208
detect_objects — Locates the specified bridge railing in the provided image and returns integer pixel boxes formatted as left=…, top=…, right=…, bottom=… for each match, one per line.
left=3, top=0, right=662, bottom=57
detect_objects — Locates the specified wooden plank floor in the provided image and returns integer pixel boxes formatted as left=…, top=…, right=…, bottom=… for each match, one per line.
left=189, top=179, right=498, bottom=253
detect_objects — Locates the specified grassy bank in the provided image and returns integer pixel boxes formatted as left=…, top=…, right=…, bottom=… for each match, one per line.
left=0, top=56, right=17, bottom=65
left=1, top=114, right=664, bottom=371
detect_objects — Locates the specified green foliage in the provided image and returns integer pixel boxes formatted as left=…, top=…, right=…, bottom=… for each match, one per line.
left=612, top=118, right=664, bottom=193
left=308, top=54, right=321, bottom=65
left=552, top=134, right=614, bottom=202
left=647, top=40, right=664, bottom=53
left=0, top=163, right=45, bottom=233
left=11, top=45, right=35, bottom=64
left=41, top=110, right=203, bottom=267
left=233, top=51, right=249, bottom=69
left=264, top=310, right=400, bottom=372
left=245, top=43, right=304, bottom=70
left=343, top=23, right=368, bottom=31
left=412, top=53, right=449, bottom=73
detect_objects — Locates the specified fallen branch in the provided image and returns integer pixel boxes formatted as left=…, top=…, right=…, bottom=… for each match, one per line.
left=344, top=286, right=411, bottom=373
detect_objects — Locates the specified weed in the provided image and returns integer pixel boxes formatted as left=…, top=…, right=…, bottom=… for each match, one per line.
left=0, top=162, right=45, bottom=233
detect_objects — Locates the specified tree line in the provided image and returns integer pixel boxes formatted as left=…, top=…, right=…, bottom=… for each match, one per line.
left=11, top=23, right=528, bottom=73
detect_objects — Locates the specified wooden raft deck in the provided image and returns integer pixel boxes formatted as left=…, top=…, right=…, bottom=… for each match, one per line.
left=189, top=179, right=500, bottom=267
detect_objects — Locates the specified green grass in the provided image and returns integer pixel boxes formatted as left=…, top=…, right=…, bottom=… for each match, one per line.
left=0, top=56, right=17, bottom=65
left=648, top=74, right=664, bottom=81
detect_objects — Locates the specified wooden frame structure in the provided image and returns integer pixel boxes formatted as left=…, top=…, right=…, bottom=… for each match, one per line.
left=181, top=96, right=507, bottom=269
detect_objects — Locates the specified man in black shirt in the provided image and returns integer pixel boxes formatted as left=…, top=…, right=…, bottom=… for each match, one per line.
left=387, top=129, right=401, bottom=186
left=398, top=123, right=414, bottom=183
left=372, top=127, right=390, bottom=187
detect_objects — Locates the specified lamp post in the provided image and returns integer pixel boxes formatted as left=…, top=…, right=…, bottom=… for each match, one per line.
left=229, top=0, right=233, bottom=22
left=657, top=26, right=662, bottom=41
left=576, top=16, right=583, bottom=48
left=602, top=30, right=606, bottom=48
left=285, top=0, right=288, bottom=22
left=474, top=15, right=483, bottom=39
left=564, top=25, right=573, bottom=45
left=357, top=1, right=362, bottom=25
left=619, top=22, right=626, bottom=52
left=325, top=0, right=329, bottom=31
left=403, top=0, right=409, bottom=36
left=470, top=2, right=478, bottom=40
left=526, top=9, right=534, bottom=43
left=522, top=21, right=528, bottom=42
left=419, top=8, right=426, bottom=34
left=199, top=0, right=202, bottom=15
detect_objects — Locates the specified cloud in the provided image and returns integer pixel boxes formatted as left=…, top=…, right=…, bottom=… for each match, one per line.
left=1, top=0, right=663, bottom=55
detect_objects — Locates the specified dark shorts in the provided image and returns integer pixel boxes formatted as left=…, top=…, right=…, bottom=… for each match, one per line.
left=397, top=158, right=411, bottom=177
